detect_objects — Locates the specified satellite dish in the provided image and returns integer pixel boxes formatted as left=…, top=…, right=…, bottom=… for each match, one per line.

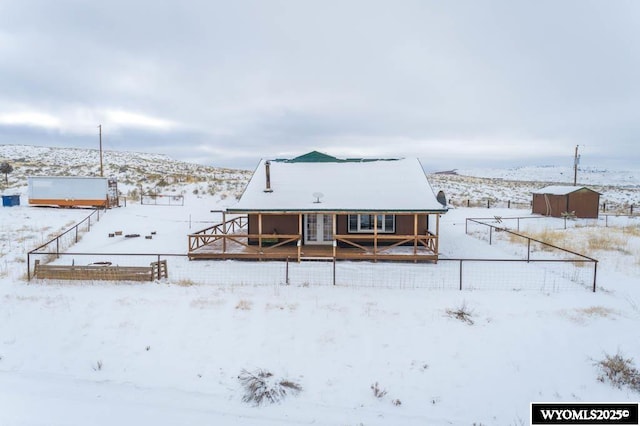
left=312, top=192, right=324, bottom=203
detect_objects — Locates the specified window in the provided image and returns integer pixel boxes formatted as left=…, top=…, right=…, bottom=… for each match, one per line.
left=348, top=214, right=395, bottom=233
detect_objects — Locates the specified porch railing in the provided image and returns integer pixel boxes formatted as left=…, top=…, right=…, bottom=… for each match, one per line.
left=334, top=232, right=438, bottom=257
left=188, top=216, right=438, bottom=261
left=188, top=216, right=248, bottom=251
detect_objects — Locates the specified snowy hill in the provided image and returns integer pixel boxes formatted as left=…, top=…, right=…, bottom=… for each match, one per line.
left=428, top=166, right=640, bottom=211
left=0, top=144, right=253, bottom=200
left=2, top=144, right=638, bottom=211
left=457, top=165, right=640, bottom=188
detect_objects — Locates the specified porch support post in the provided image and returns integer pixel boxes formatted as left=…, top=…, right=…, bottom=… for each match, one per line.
left=222, top=211, right=227, bottom=233
left=413, top=213, right=418, bottom=259
left=374, top=214, right=378, bottom=261
left=258, top=213, right=263, bottom=251
left=222, top=211, right=227, bottom=253
left=298, top=213, right=302, bottom=261
left=435, top=213, right=440, bottom=262
left=332, top=213, right=337, bottom=258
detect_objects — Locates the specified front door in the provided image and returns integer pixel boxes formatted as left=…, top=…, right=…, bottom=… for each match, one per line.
left=304, top=214, right=333, bottom=245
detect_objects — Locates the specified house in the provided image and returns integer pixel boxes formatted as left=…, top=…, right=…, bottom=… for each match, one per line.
left=188, top=151, right=448, bottom=262
left=532, top=185, right=601, bottom=218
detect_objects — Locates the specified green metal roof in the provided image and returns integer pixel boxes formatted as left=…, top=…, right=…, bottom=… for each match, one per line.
left=275, top=150, right=398, bottom=163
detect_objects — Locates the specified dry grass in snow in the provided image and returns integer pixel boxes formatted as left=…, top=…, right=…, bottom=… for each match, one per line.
left=595, top=352, right=640, bottom=393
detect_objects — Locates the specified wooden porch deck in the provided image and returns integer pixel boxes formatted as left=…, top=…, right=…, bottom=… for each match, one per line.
left=188, top=234, right=438, bottom=262
left=189, top=244, right=438, bottom=262
left=187, top=215, right=439, bottom=262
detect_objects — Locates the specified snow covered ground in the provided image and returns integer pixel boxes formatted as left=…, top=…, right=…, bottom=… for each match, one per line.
left=1, top=190, right=639, bottom=425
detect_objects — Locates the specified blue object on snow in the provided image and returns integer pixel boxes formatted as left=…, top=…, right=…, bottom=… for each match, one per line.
left=2, top=194, right=20, bottom=206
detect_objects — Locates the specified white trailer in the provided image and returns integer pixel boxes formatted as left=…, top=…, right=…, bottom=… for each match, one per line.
left=28, top=176, right=118, bottom=208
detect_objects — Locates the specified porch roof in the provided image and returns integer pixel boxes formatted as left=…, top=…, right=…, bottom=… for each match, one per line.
left=227, top=156, right=447, bottom=214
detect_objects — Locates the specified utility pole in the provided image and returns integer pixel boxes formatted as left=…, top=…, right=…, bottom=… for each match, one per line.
left=573, top=145, right=579, bottom=186
left=98, top=124, right=104, bottom=177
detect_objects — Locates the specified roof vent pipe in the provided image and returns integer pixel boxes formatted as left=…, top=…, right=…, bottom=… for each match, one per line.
left=264, top=160, right=273, bottom=193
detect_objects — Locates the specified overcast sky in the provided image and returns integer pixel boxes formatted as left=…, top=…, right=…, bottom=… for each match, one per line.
left=1, top=0, right=639, bottom=170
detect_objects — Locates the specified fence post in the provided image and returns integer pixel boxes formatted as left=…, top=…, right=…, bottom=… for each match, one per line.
left=27, top=252, right=31, bottom=281
left=75, top=225, right=78, bottom=243
left=631, top=205, right=634, bottom=215
left=508, top=200, right=511, bottom=209
left=157, top=255, right=161, bottom=280
left=333, top=258, right=336, bottom=286
left=467, top=199, right=470, bottom=207
left=459, top=260, right=463, bottom=290
left=56, top=237, right=59, bottom=259
left=517, top=218, right=520, bottom=232
left=286, top=257, right=290, bottom=285
left=527, top=238, right=531, bottom=262
left=465, top=219, right=468, bottom=235
left=489, top=226, right=492, bottom=245
left=487, top=199, right=490, bottom=209
left=593, top=261, right=598, bottom=293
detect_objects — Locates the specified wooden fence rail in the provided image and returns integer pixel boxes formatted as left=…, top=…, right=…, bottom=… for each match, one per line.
left=33, top=259, right=168, bottom=282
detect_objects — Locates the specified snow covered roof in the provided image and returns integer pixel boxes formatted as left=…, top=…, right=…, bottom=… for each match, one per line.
left=227, top=154, right=447, bottom=213
left=532, top=185, right=600, bottom=195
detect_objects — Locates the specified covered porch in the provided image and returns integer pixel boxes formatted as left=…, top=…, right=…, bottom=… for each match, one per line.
left=188, top=212, right=441, bottom=262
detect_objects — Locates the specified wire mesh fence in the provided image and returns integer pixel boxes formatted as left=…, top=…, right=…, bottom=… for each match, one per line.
left=466, top=214, right=640, bottom=235
left=22, top=210, right=598, bottom=292
left=446, top=199, right=636, bottom=215
left=141, top=194, right=185, bottom=206
left=449, top=199, right=532, bottom=209
left=26, top=252, right=596, bottom=292
left=464, top=217, right=598, bottom=291
left=28, top=208, right=105, bottom=258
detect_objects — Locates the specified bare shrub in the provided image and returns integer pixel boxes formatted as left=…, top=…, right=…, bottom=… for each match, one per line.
left=238, top=369, right=302, bottom=405
left=445, top=302, right=474, bottom=325
left=235, top=300, right=252, bottom=310
left=595, top=351, right=640, bottom=392
left=392, top=398, right=402, bottom=406
left=370, top=382, right=387, bottom=399
left=92, top=360, right=103, bottom=371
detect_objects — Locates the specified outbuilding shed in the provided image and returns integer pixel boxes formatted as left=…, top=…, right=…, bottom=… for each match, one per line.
left=532, top=186, right=601, bottom=218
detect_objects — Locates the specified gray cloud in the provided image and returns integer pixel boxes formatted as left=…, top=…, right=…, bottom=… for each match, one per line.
left=1, top=0, right=638, bottom=170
